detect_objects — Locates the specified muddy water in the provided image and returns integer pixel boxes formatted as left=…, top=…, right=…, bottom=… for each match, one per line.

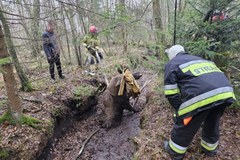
left=83, top=113, right=140, bottom=160
left=38, top=106, right=141, bottom=160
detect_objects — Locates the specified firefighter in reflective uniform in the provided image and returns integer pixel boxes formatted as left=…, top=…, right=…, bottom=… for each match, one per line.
left=82, top=25, right=104, bottom=75
left=163, top=45, right=236, bottom=160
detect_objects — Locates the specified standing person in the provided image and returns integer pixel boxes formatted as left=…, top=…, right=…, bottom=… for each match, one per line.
left=82, top=25, right=103, bottom=75
left=163, top=45, right=235, bottom=160
left=42, top=20, right=65, bottom=82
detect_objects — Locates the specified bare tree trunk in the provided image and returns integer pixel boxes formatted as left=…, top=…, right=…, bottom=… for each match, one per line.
left=66, top=8, right=81, bottom=66
left=173, top=0, right=177, bottom=45
left=76, top=0, right=87, bottom=35
left=119, top=0, right=127, bottom=54
left=50, top=1, right=67, bottom=63
left=0, top=6, right=32, bottom=92
left=160, top=0, right=168, bottom=44
left=152, top=0, right=163, bottom=57
left=31, top=0, right=41, bottom=54
left=0, top=24, right=22, bottom=125
left=31, top=0, right=42, bottom=67
left=61, top=4, right=71, bottom=64
left=20, top=0, right=40, bottom=58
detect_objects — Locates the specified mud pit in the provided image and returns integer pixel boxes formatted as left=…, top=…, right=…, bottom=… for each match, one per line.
left=37, top=70, right=152, bottom=160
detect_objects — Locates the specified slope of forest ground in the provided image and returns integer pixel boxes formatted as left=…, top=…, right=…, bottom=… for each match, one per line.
left=0, top=51, right=239, bottom=160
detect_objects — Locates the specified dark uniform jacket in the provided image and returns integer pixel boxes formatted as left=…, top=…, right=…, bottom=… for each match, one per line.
left=164, top=52, right=235, bottom=119
left=42, top=31, right=59, bottom=59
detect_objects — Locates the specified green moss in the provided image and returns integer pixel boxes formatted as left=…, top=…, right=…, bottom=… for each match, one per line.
left=21, top=82, right=33, bottom=92
left=0, top=56, right=12, bottom=66
left=0, top=111, right=15, bottom=124
left=140, top=115, right=148, bottom=129
left=20, top=114, right=42, bottom=129
left=0, top=150, right=9, bottom=159
left=73, top=85, right=95, bottom=98
left=0, top=112, right=42, bottom=129
left=0, top=100, right=7, bottom=108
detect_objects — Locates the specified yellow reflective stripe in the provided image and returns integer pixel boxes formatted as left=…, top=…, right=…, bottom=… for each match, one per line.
left=201, top=139, right=218, bottom=151
left=169, top=139, right=187, bottom=154
left=164, top=88, right=180, bottom=95
left=178, top=92, right=235, bottom=116
left=181, top=62, right=222, bottom=76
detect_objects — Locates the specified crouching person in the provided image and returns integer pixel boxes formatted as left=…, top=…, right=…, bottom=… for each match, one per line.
left=163, top=45, right=235, bottom=160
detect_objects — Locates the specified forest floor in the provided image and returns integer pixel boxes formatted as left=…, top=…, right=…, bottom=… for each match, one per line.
left=0, top=54, right=239, bottom=160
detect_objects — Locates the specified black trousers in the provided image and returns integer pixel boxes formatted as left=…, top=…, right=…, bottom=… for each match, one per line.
left=48, top=56, right=63, bottom=80
left=171, top=104, right=228, bottom=149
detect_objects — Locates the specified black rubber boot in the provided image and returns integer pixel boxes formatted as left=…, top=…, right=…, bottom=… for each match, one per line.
left=200, top=146, right=217, bottom=156
left=163, top=141, right=185, bottom=160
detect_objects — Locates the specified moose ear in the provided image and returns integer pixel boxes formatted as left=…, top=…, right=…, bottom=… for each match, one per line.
left=132, top=72, right=142, bottom=80
left=115, top=78, right=122, bottom=87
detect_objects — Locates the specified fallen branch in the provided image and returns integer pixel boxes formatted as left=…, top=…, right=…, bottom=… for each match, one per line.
left=132, top=74, right=158, bottom=108
left=140, top=74, right=158, bottom=92
left=22, top=97, right=42, bottom=104
left=75, top=128, right=100, bottom=160
left=230, top=66, right=240, bottom=72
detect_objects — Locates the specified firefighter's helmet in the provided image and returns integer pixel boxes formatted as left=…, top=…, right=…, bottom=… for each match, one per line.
left=89, top=25, right=97, bottom=33
left=165, top=45, right=185, bottom=60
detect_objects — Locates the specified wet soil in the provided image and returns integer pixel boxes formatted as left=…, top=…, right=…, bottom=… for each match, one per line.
left=36, top=69, right=151, bottom=160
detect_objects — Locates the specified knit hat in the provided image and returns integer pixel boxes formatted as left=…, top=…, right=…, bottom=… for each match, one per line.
left=165, top=45, right=185, bottom=60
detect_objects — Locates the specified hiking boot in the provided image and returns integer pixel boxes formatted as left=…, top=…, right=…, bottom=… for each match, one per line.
left=59, top=75, right=65, bottom=79
left=163, top=141, right=184, bottom=160
left=200, top=146, right=217, bottom=156
left=50, top=78, right=56, bottom=83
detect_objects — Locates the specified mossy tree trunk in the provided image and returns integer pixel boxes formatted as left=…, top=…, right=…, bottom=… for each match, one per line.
left=0, top=24, right=22, bottom=125
left=0, top=6, right=32, bottom=92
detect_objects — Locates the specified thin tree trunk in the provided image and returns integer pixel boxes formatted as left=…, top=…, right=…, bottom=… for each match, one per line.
left=76, top=0, right=87, bottom=35
left=66, top=9, right=81, bottom=66
left=0, top=6, right=32, bottom=92
left=31, top=0, right=42, bottom=67
left=173, top=0, right=177, bottom=45
left=61, top=4, right=71, bottom=64
left=152, top=0, right=163, bottom=56
left=50, top=1, right=67, bottom=63
left=119, top=0, right=127, bottom=54
left=0, top=24, right=22, bottom=125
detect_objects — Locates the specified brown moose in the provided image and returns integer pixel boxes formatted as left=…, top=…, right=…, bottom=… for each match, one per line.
left=101, top=70, right=142, bottom=128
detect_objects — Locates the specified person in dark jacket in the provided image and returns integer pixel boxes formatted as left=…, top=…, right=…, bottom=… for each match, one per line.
left=42, top=20, right=65, bottom=82
left=163, top=45, right=236, bottom=160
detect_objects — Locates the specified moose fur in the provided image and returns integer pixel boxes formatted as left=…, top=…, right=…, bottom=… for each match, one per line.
left=101, top=72, right=142, bottom=128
